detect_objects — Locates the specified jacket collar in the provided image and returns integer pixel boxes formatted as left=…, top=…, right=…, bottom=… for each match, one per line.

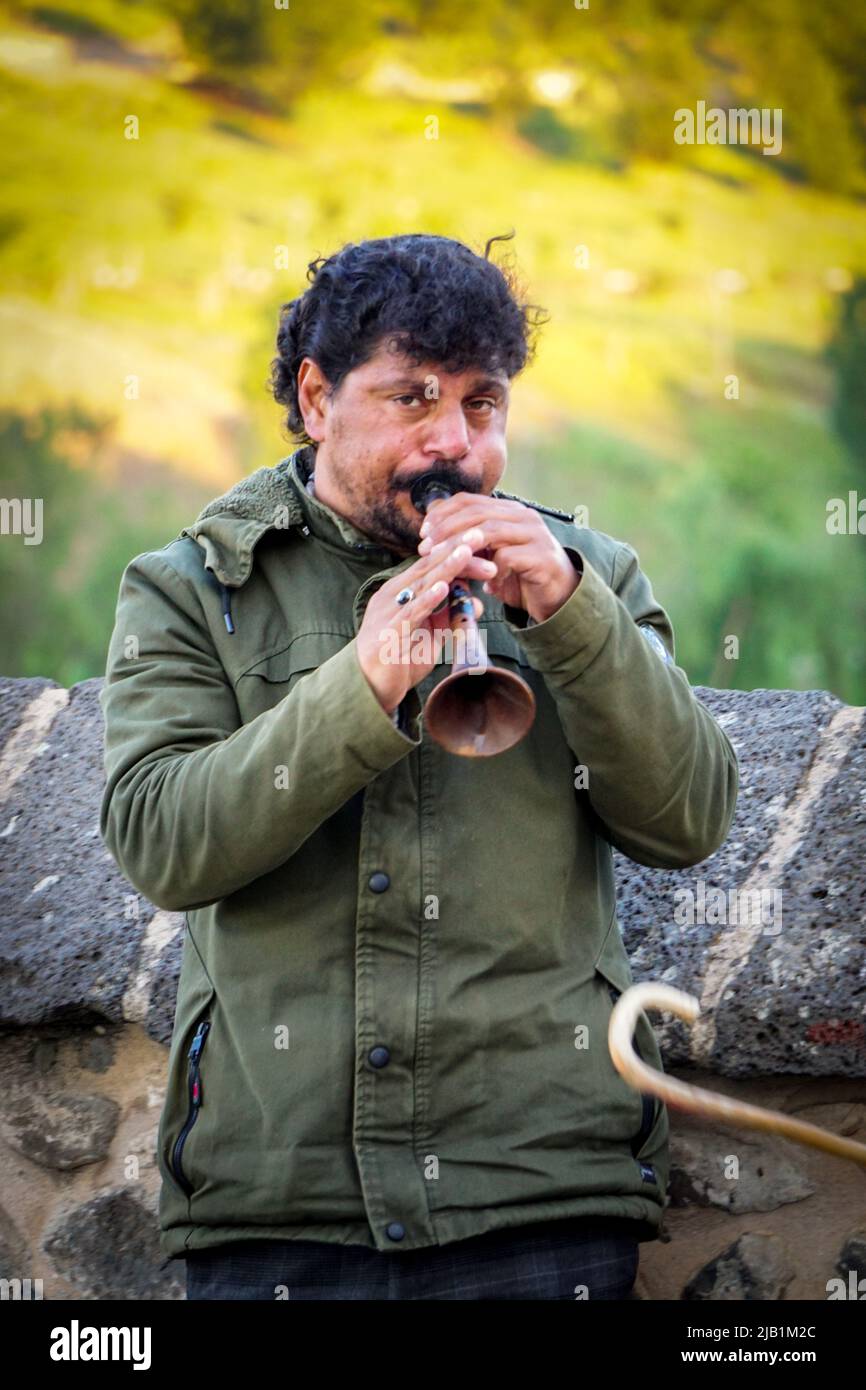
left=178, top=444, right=400, bottom=589
left=290, top=447, right=406, bottom=565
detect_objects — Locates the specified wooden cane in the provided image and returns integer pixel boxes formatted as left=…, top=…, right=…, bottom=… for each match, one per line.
left=609, top=982, right=866, bottom=1167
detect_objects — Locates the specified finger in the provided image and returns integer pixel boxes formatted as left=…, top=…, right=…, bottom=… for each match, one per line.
left=481, top=543, right=549, bottom=586
left=395, top=576, right=451, bottom=625
left=418, top=517, right=537, bottom=556
left=433, top=542, right=499, bottom=587
left=404, top=537, right=498, bottom=587
left=380, top=538, right=498, bottom=641
left=391, top=575, right=486, bottom=634
left=420, top=517, right=535, bottom=550
left=482, top=566, right=514, bottom=591
left=386, top=543, right=478, bottom=624
left=387, top=547, right=497, bottom=634
left=384, top=533, right=488, bottom=593
left=417, top=493, right=524, bottom=534
left=413, top=529, right=500, bottom=582
left=416, top=527, right=488, bottom=561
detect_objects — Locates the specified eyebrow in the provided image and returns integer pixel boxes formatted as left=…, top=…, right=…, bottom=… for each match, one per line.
left=378, top=374, right=508, bottom=395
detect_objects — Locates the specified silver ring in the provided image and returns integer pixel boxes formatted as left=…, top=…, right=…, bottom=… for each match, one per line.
left=396, top=587, right=416, bottom=606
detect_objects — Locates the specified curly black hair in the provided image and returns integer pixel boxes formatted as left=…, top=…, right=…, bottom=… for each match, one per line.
left=269, top=231, right=549, bottom=447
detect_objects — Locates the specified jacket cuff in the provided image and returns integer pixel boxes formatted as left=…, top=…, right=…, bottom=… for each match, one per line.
left=392, top=689, right=423, bottom=742
left=502, top=545, right=615, bottom=677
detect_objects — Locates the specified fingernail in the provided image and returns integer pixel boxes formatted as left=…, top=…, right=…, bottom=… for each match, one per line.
left=462, top=528, right=483, bottom=542
left=420, top=520, right=430, bottom=535
left=418, top=536, right=431, bottom=553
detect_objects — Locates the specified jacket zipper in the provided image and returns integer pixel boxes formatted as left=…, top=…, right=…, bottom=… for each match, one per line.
left=170, top=1018, right=211, bottom=1196
left=607, top=983, right=658, bottom=1155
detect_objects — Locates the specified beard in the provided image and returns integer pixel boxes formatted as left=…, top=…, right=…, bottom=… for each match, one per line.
left=329, top=453, right=483, bottom=556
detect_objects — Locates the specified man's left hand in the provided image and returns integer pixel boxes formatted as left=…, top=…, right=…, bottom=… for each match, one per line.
left=417, top=492, right=581, bottom=624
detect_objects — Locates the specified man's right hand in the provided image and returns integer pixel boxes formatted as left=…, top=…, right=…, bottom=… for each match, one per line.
left=355, top=528, right=497, bottom=715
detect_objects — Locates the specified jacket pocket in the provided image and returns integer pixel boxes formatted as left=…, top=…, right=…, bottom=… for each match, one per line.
left=593, top=918, right=662, bottom=1158
left=235, top=631, right=353, bottom=717
left=168, top=1009, right=212, bottom=1197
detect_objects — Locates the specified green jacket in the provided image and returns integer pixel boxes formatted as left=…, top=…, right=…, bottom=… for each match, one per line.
left=98, top=445, right=739, bottom=1262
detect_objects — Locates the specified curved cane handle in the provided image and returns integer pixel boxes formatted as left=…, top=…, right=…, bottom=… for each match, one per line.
left=609, top=983, right=866, bottom=1168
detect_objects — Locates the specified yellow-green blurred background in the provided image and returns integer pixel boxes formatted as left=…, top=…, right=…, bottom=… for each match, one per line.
left=1, top=0, right=865, bottom=700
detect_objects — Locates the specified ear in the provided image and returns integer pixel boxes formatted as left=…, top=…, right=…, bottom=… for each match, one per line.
left=296, top=358, right=330, bottom=444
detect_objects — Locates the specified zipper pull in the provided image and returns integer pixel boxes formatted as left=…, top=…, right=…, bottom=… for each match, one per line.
left=188, top=1019, right=210, bottom=1064
left=188, top=1020, right=210, bottom=1107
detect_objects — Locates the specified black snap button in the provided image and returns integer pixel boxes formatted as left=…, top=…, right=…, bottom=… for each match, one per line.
left=368, top=872, right=390, bottom=892
left=368, top=1045, right=390, bottom=1068
left=386, top=1222, right=405, bottom=1242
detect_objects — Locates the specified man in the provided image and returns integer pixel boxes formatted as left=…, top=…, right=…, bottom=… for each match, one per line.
left=99, top=232, right=739, bottom=1301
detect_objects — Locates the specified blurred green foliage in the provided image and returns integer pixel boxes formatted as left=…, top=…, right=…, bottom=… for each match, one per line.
left=158, top=0, right=866, bottom=192
left=0, top=0, right=864, bottom=701
left=0, top=408, right=211, bottom=686
left=827, top=276, right=866, bottom=478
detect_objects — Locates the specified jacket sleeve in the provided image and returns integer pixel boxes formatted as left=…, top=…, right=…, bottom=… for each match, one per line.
left=503, top=541, right=738, bottom=869
left=98, top=551, right=421, bottom=912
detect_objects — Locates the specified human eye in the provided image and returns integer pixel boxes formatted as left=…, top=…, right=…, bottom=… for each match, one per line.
left=467, top=398, right=496, bottom=413
left=394, top=393, right=423, bottom=407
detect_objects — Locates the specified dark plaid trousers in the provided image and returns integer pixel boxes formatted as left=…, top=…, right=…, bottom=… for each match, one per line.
left=184, top=1216, right=641, bottom=1300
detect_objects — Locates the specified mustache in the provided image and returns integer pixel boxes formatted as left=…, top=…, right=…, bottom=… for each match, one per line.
left=394, top=466, right=480, bottom=494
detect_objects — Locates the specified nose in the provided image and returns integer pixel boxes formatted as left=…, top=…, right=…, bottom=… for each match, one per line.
left=421, top=400, right=470, bottom=461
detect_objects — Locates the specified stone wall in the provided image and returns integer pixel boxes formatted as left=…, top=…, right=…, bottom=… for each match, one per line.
left=0, top=676, right=863, bottom=1300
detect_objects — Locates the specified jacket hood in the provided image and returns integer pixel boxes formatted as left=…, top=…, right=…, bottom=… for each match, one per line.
left=178, top=448, right=313, bottom=633
left=179, top=450, right=306, bottom=588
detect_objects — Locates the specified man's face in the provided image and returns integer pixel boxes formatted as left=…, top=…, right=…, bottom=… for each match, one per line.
left=297, top=339, right=511, bottom=556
